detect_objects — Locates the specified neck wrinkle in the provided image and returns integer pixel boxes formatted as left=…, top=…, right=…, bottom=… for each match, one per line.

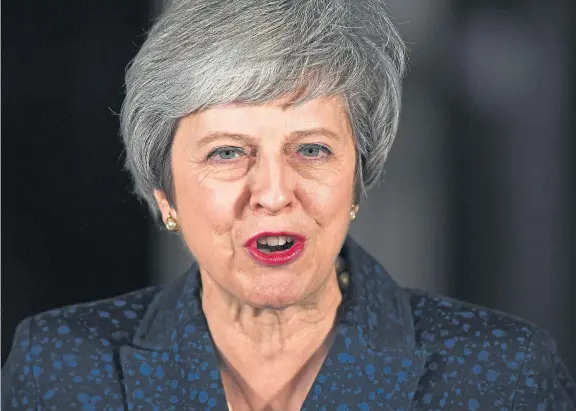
left=200, top=264, right=342, bottom=349
left=200, top=266, right=343, bottom=411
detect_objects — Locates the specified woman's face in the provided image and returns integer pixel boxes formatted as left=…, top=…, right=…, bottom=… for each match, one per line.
left=155, top=94, right=357, bottom=308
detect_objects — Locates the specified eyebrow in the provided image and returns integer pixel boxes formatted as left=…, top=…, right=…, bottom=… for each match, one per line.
left=195, top=127, right=341, bottom=148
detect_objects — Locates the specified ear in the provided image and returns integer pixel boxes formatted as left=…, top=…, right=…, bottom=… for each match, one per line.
left=153, top=189, right=177, bottom=223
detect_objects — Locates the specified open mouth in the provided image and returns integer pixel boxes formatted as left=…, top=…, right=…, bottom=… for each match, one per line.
left=246, top=233, right=305, bottom=266
left=256, top=236, right=295, bottom=253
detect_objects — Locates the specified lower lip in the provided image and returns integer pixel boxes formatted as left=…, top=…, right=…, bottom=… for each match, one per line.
left=246, top=241, right=305, bottom=266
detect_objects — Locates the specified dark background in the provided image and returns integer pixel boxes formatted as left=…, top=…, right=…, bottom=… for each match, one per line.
left=3, top=0, right=575, bottom=378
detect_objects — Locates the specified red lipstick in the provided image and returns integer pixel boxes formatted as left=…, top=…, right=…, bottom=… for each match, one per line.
left=244, top=232, right=305, bottom=266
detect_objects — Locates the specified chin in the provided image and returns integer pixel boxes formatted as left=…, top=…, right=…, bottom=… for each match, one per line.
left=245, top=291, right=303, bottom=310
left=248, top=301, right=294, bottom=311
left=244, top=277, right=304, bottom=309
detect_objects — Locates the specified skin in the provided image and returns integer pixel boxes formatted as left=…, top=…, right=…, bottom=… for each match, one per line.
left=154, top=93, right=357, bottom=410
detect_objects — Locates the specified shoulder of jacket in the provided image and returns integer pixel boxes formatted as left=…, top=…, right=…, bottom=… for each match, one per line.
left=402, top=287, right=541, bottom=354
left=25, top=285, right=163, bottom=346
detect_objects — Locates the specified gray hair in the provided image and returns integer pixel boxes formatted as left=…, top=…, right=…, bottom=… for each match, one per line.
left=120, top=0, right=407, bottom=218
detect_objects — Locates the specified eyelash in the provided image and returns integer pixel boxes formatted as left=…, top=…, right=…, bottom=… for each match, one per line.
left=206, top=146, right=245, bottom=161
left=297, top=143, right=332, bottom=158
left=206, top=144, right=332, bottom=162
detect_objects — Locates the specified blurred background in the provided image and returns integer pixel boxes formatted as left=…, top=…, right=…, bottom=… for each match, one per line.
left=3, top=0, right=575, bottom=378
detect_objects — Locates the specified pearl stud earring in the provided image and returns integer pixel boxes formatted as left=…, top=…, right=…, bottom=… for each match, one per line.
left=350, top=205, right=359, bottom=221
left=165, top=215, right=179, bottom=231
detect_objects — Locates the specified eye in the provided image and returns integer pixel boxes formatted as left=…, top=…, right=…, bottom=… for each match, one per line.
left=297, top=144, right=332, bottom=158
left=207, top=146, right=245, bottom=161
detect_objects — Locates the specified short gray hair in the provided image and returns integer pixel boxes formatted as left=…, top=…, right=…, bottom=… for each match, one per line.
left=120, top=0, right=407, bottom=217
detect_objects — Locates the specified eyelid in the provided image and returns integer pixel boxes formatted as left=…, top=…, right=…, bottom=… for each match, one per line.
left=206, top=146, right=246, bottom=159
left=206, top=143, right=331, bottom=161
left=297, top=143, right=333, bottom=154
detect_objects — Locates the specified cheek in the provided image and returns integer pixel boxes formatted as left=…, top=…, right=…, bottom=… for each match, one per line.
left=173, top=168, right=242, bottom=235
left=175, top=178, right=241, bottom=262
left=299, top=163, right=355, bottom=220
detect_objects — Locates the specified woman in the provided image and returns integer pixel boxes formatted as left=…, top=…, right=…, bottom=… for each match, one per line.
left=3, top=0, right=575, bottom=409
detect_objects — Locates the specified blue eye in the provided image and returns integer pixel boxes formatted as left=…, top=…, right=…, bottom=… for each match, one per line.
left=298, top=144, right=331, bottom=158
left=208, top=147, right=244, bottom=161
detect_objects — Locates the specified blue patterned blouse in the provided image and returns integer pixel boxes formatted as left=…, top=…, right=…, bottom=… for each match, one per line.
left=2, top=236, right=575, bottom=410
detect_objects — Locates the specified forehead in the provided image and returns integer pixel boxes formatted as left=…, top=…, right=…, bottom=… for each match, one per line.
left=182, top=94, right=351, bottom=137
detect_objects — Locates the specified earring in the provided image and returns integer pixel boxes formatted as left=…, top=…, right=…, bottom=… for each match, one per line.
left=350, top=204, right=359, bottom=221
left=165, top=215, right=179, bottom=231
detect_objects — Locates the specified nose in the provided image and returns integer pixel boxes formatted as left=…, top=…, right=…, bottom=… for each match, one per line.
left=248, top=154, right=294, bottom=215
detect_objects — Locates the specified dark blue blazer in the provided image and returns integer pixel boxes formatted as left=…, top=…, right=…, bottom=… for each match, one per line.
left=3, top=236, right=575, bottom=410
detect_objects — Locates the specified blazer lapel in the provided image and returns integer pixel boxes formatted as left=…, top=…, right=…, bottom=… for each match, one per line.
left=302, top=236, right=428, bottom=410
left=301, top=327, right=427, bottom=410
left=117, top=236, right=426, bottom=410
left=118, top=265, right=228, bottom=410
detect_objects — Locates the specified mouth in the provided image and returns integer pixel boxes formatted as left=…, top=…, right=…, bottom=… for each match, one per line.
left=244, top=232, right=306, bottom=266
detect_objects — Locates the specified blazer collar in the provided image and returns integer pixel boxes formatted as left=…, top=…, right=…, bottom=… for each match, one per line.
left=130, top=235, right=416, bottom=352
left=337, top=235, right=417, bottom=352
left=118, top=235, right=426, bottom=409
left=300, top=236, right=426, bottom=409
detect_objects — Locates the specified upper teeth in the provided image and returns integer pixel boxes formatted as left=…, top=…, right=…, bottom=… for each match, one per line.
left=257, top=236, right=293, bottom=246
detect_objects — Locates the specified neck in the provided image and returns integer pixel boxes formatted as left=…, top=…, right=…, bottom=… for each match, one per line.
left=200, top=267, right=343, bottom=410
